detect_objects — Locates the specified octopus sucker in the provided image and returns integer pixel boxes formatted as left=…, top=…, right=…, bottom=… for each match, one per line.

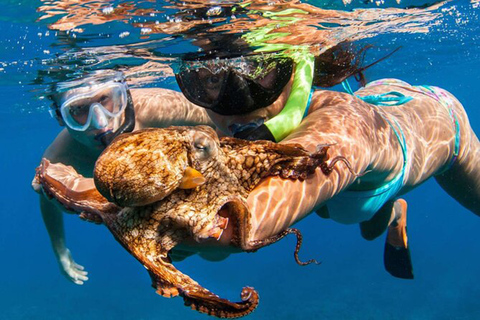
left=35, top=126, right=352, bottom=318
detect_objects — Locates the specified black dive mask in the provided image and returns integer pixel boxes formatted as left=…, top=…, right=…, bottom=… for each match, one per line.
left=175, top=55, right=293, bottom=116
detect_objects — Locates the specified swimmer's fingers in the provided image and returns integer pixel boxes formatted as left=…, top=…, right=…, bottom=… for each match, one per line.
left=70, top=270, right=89, bottom=285
left=59, top=249, right=89, bottom=285
left=72, top=262, right=85, bottom=271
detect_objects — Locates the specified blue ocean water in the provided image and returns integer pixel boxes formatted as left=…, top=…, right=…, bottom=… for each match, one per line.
left=1, top=0, right=480, bottom=319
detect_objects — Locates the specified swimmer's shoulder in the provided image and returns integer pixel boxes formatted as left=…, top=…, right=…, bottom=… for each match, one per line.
left=43, top=129, right=97, bottom=176
left=131, top=87, right=214, bottom=129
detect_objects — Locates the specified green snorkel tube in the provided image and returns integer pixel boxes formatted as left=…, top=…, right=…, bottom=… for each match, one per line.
left=234, top=7, right=315, bottom=142
left=233, top=52, right=314, bottom=142
left=264, top=53, right=314, bottom=141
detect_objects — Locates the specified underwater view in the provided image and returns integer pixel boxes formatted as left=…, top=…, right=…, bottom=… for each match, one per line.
left=2, top=0, right=480, bottom=319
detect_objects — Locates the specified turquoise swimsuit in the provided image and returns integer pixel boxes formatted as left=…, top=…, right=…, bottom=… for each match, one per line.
left=326, top=78, right=460, bottom=224
left=326, top=116, right=408, bottom=224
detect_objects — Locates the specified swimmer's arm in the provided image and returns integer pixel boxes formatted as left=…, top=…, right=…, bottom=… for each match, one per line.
left=130, top=88, right=215, bottom=129
left=34, top=132, right=93, bottom=284
left=243, top=93, right=397, bottom=244
left=39, top=194, right=67, bottom=259
left=38, top=194, right=89, bottom=284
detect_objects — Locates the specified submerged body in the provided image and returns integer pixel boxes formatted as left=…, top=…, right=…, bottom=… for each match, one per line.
left=34, top=79, right=480, bottom=317
left=245, top=79, right=480, bottom=242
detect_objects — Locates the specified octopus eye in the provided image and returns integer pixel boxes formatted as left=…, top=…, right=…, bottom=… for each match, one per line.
left=192, top=134, right=217, bottom=160
left=194, top=141, right=208, bottom=151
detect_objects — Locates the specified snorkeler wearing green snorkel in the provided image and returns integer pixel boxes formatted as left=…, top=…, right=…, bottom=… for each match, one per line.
left=174, top=27, right=420, bottom=276
left=174, top=3, right=399, bottom=142
left=174, top=43, right=397, bottom=141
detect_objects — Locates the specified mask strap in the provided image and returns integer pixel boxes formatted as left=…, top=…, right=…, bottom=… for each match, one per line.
left=264, top=53, right=314, bottom=142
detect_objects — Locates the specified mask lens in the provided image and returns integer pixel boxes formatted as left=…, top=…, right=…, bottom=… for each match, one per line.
left=60, top=82, right=128, bottom=131
left=176, top=55, right=293, bottom=115
left=176, top=67, right=228, bottom=109
left=66, top=102, right=91, bottom=125
left=95, top=85, right=127, bottom=114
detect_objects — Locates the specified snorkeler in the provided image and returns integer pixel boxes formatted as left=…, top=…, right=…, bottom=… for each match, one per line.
left=175, top=43, right=398, bottom=141
left=33, top=70, right=214, bottom=284
left=171, top=47, right=479, bottom=279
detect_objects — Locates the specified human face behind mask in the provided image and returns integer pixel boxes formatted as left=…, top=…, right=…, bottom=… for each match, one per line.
left=61, top=83, right=127, bottom=130
left=176, top=54, right=295, bottom=137
left=205, top=72, right=294, bottom=137
left=53, top=73, right=132, bottom=149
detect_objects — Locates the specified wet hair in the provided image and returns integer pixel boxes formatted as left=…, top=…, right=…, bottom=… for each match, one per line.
left=313, top=43, right=400, bottom=88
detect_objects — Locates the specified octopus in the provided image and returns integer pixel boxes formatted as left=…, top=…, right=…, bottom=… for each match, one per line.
left=35, top=126, right=353, bottom=318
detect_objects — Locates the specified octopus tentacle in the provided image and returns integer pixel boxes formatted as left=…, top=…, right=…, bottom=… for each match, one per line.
left=103, top=210, right=260, bottom=319
left=36, top=159, right=120, bottom=221
left=321, top=155, right=358, bottom=176
left=184, top=286, right=259, bottom=319
left=223, top=141, right=331, bottom=191
left=79, top=211, right=103, bottom=224
left=284, top=228, right=321, bottom=266
left=142, top=248, right=260, bottom=318
left=248, top=228, right=320, bottom=266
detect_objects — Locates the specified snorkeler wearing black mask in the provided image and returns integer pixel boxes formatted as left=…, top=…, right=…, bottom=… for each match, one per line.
left=175, top=43, right=397, bottom=142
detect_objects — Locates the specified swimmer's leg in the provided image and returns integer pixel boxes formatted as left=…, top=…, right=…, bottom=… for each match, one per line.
left=435, top=132, right=480, bottom=217
left=435, top=99, right=480, bottom=217
left=360, top=199, right=414, bottom=279
left=384, top=199, right=414, bottom=279
left=359, top=200, right=394, bottom=241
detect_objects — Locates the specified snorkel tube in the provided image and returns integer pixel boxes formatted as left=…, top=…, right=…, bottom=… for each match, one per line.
left=264, top=53, right=314, bottom=141
left=234, top=7, right=315, bottom=142
left=233, top=53, right=314, bottom=142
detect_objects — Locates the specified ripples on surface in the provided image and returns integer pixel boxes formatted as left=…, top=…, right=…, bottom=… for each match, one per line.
left=0, top=0, right=479, bottom=112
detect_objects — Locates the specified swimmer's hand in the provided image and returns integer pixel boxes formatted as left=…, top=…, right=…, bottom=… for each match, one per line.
left=234, top=124, right=276, bottom=142
left=57, top=248, right=89, bottom=285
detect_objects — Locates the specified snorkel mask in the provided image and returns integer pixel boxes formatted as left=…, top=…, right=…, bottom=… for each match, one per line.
left=176, top=54, right=294, bottom=116
left=176, top=52, right=314, bottom=142
left=51, top=70, right=135, bottom=147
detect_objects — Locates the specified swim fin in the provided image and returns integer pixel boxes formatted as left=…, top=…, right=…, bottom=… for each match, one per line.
left=383, top=199, right=414, bottom=279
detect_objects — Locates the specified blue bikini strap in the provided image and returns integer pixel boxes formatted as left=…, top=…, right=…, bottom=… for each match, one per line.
left=342, top=80, right=413, bottom=106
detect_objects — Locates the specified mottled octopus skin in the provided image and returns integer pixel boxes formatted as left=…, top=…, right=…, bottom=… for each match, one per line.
left=36, top=126, right=349, bottom=318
